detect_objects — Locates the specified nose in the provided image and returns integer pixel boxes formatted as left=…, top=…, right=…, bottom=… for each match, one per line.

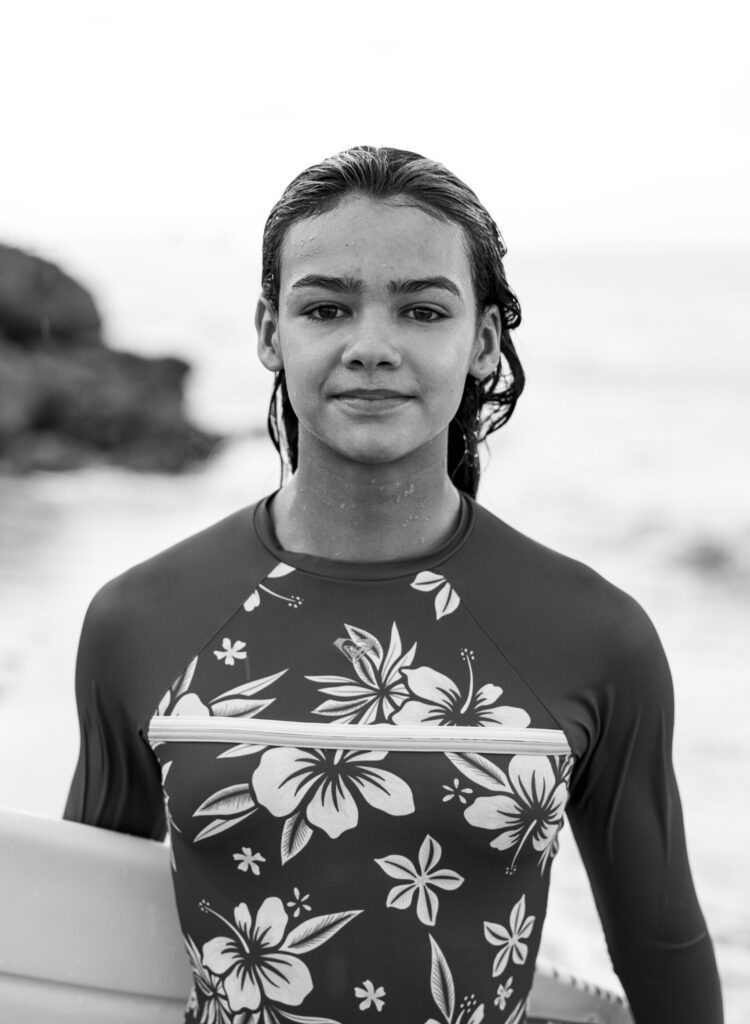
left=341, top=311, right=402, bottom=370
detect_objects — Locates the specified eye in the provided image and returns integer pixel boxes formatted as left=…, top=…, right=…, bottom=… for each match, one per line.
left=304, top=304, right=345, bottom=322
left=406, top=306, right=445, bottom=323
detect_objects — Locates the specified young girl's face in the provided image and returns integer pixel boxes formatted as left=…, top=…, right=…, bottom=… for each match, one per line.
left=257, top=194, right=500, bottom=472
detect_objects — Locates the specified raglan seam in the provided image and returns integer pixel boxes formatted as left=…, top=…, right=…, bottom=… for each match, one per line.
left=142, top=559, right=285, bottom=732
left=449, top=587, right=582, bottom=762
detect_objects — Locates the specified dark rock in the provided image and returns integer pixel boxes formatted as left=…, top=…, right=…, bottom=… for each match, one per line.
left=0, top=243, right=102, bottom=346
left=0, top=244, right=224, bottom=474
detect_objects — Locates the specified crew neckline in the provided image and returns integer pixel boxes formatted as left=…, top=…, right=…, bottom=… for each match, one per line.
left=253, top=490, right=475, bottom=581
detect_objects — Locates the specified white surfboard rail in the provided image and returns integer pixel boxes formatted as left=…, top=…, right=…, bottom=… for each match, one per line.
left=0, top=808, right=632, bottom=1023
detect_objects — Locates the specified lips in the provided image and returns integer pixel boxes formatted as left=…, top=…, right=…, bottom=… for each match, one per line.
left=332, top=389, right=413, bottom=414
left=334, top=389, right=411, bottom=399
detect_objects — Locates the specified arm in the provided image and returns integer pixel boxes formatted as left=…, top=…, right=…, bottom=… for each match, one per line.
left=566, top=597, right=722, bottom=1023
left=63, top=584, right=166, bottom=840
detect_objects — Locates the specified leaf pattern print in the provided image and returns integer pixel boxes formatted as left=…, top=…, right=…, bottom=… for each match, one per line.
left=484, top=894, right=535, bottom=977
left=244, top=562, right=303, bottom=612
left=183, top=933, right=233, bottom=1024
left=411, top=571, right=461, bottom=620
left=451, top=754, right=573, bottom=873
left=158, top=656, right=287, bottom=721
left=392, top=648, right=531, bottom=729
left=253, top=746, right=415, bottom=862
left=306, top=622, right=415, bottom=724
left=501, top=999, right=527, bottom=1024
left=425, top=935, right=485, bottom=1024
left=375, top=834, right=464, bottom=926
left=160, top=760, right=180, bottom=870
left=193, top=783, right=257, bottom=844
left=198, top=895, right=360, bottom=1021
left=161, top=664, right=289, bottom=844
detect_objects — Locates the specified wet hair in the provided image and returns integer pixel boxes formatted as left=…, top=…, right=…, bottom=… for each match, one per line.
left=261, top=145, right=524, bottom=497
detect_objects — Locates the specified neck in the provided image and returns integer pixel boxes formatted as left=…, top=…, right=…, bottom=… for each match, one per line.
left=269, top=436, right=464, bottom=563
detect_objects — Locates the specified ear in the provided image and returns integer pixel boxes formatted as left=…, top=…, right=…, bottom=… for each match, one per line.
left=256, top=295, right=284, bottom=373
left=468, top=304, right=502, bottom=380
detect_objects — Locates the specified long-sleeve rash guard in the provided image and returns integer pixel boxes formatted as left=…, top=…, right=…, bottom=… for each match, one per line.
left=64, top=493, right=722, bottom=1024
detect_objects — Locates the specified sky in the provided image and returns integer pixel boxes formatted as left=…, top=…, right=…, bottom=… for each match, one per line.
left=2, top=0, right=749, bottom=252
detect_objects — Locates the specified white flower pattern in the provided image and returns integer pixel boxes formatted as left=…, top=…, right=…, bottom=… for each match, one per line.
left=375, top=834, right=464, bottom=926
left=411, top=571, right=461, bottom=619
left=453, top=754, right=572, bottom=873
left=484, top=894, right=536, bottom=978
left=442, top=777, right=474, bottom=804
left=244, top=562, right=303, bottom=612
left=213, top=638, right=248, bottom=666
left=252, top=746, right=415, bottom=861
left=150, top=575, right=579, bottom=1023
left=233, top=847, right=265, bottom=875
left=307, top=622, right=415, bottom=724
left=354, top=979, right=386, bottom=1011
left=286, top=886, right=312, bottom=918
left=199, top=895, right=361, bottom=1017
left=494, top=976, right=514, bottom=1011
left=183, top=934, right=233, bottom=1024
left=392, top=649, right=531, bottom=729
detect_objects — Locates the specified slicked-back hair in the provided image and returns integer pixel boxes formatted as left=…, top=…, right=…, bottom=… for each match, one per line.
left=261, top=145, right=524, bottom=497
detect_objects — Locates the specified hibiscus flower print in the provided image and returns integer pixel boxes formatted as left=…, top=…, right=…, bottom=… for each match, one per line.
left=375, top=834, right=464, bottom=926
left=183, top=933, right=233, bottom=1024
left=456, top=754, right=572, bottom=874
left=484, top=894, right=535, bottom=978
left=243, top=562, right=303, bottom=612
left=392, top=648, right=531, bottom=729
left=306, top=622, right=416, bottom=724
left=199, top=895, right=361, bottom=1017
left=253, top=746, right=415, bottom=863
left=411, top=571, right=461, bottom=620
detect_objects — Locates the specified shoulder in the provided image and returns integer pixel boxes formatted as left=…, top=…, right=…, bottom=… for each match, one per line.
left=467, top=499, right=650, bottom=637
left=452, top=499, right=670, bottom=714
left=78, top=500, right=279, bottom=710
left=88, top=502, right=263, bottom=625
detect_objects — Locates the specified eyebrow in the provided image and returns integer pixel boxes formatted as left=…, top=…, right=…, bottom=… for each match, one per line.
left=290, top=274, right=463, bottom=300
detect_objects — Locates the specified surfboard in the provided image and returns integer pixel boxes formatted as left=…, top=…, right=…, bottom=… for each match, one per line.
left=0, top=808, right=633, bottom=1023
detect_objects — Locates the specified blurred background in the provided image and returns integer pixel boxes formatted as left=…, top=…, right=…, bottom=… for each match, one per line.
left=0, top=0, right=748, bottom=1018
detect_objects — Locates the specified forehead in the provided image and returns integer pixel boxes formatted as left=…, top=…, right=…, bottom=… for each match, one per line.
left=278, top=194, right=473, bottom=291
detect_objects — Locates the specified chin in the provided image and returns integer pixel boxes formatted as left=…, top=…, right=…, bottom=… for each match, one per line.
left=338, top=446, right=410, bottom=466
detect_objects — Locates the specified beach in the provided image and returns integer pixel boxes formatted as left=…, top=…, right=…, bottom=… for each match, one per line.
left=1, top=237, right=748, bottom=1019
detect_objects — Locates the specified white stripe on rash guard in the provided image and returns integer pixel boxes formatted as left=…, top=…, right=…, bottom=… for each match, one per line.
left=147, top=715, right=572, bottom=755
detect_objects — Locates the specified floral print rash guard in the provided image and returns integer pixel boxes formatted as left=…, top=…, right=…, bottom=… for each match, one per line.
left=64, top=493, right=722, bottom=1024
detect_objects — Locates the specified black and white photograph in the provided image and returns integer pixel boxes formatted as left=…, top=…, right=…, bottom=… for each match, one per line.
left=0, top=3, right=746, bottom=1022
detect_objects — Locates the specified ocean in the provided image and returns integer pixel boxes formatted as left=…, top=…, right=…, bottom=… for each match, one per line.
left=1, top=236, right=748, bottom=1018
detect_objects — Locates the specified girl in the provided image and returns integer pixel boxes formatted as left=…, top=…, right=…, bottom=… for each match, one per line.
left=65, top=146, right=722, bottom=1024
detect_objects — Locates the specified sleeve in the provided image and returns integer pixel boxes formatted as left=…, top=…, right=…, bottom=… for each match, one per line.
left=62, top=584, right=167, bottom=841
left=565, top=596, right=723, bottom=1023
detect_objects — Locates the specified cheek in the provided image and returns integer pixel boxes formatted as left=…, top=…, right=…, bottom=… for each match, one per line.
left=426, top=355, right=471, bottom=409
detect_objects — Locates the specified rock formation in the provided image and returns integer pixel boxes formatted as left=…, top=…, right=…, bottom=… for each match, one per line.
left=0, top=243, right=222, bottom=472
